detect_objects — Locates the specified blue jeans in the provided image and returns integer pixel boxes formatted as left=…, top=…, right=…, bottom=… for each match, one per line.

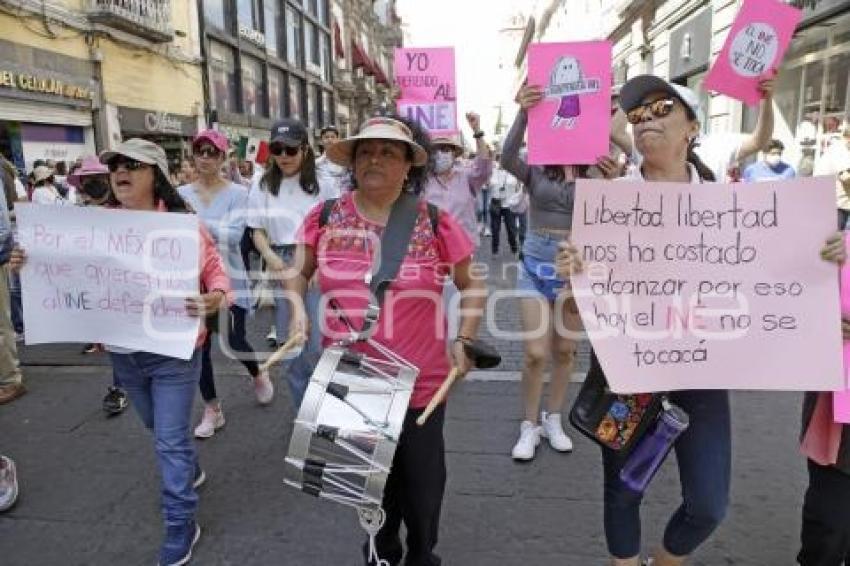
left=272, top=246, right=321, bottom=407
left=110, top=350, right=201, bottom=525
left=516, top=231, right=566, bottom=301
left=602, top=389, right=731, bottom=558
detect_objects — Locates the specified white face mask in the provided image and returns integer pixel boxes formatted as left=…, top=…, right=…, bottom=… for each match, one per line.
left=433, top=151, right=455, bottom=174
left=765, top=154, right=781, bottom=167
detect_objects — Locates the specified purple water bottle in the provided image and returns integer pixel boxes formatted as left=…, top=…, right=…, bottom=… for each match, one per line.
left=619, top=400, right=689, bottom=494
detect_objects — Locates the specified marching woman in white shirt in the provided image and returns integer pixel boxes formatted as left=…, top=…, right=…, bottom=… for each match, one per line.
left=247, top=118, right=335, bottom=407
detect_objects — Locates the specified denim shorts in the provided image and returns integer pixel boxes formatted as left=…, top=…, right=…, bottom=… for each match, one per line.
left=516, top=231, right=567, bottom=301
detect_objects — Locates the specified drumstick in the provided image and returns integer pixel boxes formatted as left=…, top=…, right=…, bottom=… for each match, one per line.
left=259, top=332, right=304, bottom=373
left=416, top=367, right=459, bottom=427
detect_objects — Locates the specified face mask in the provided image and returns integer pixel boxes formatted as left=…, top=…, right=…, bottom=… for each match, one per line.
left=433, top=152, right=455, bottom=174
left=765, top=155, right=781, bottom=167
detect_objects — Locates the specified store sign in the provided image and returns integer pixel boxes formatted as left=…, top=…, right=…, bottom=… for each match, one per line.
left=0, top=70, right=91, bottom=101
left=239, top=24, right=265, bottom=47
left=119, top=107, right=196, bottom=137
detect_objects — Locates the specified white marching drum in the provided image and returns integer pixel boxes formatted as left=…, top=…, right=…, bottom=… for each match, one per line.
left=284, top=345, right=417, bottom=526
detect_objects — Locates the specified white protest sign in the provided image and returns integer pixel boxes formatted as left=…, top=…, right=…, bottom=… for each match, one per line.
left=17, top=205, right=201, bottom=360
left=569, top=177, right=843, bottom=393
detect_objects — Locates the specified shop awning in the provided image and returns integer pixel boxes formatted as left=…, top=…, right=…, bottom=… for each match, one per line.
left=373, top=64, right=389, bottom=86
left=352, top=41, right=375, bottom=76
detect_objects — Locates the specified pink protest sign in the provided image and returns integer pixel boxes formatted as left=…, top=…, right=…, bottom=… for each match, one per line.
left=703, top=0, right=801, bottom=106
left=569, top=177, right=843, bottom=393
left=526, top=41, right=611, bottom=165
left=394, top=47, right=457, bottom=137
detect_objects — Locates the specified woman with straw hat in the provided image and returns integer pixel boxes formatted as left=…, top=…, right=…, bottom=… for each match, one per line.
left=286, top=116, right=486, bottom=565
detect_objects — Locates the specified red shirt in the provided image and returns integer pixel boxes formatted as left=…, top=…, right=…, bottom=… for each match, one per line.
left=299, top=193, right=474, bottom=408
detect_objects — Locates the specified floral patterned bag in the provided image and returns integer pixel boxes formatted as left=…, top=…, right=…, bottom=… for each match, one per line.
left=569, top=352, right=665, bottom=454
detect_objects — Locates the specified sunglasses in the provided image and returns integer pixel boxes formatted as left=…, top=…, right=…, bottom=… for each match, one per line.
left=194, top=146, right=221, bottom=159
left=107, top=158, right=148, bottom=173
left=626, top=98, right=677, bottom=125
left=270, top=144, right=302, bottom=157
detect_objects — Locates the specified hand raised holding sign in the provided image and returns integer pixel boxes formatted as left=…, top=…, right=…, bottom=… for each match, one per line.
left=515, top=84, right=544, bottom=110
left=757, top=71, right=777, bottom=100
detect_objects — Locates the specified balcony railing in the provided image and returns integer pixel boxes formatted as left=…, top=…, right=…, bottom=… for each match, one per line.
left=87, top=0, right=174, bottom=43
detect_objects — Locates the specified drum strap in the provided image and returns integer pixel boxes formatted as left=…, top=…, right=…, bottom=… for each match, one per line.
left=325, top=191, right=425, bottom=341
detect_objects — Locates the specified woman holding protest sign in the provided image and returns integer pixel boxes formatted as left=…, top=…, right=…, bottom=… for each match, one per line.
left=11, top=138, right=232, bottom=566
left=502, top=84, right=621, bottom=462
left=555, top=75, right=846, bottom=566
left=178, top=129, right=274, bottom=439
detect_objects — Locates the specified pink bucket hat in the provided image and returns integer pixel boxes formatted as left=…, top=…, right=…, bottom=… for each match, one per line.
left=68, top=155, right=109, bottom=188
left=193, top=128, right=229, bottom=153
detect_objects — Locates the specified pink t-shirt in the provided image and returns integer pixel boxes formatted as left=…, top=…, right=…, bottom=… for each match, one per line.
left=299, top=192, right=474, bottom=409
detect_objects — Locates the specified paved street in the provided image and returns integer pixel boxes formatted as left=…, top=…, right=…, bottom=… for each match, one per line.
left=1, top=249, right=809, bottom=565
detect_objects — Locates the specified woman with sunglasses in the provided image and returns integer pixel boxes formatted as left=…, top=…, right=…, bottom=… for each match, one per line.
left=555, top=75, right=845, bottom=566
left=501, top=85, right=620, bottom=463
left=287, top=116, right=484, bottom=566
left=247, top=118, right=334, bottom=407
left=12, top=138, right=231, bottom=565
left=178, top=129, right=274, bottom=439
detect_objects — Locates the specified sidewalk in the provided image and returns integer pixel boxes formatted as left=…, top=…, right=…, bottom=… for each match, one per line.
left=0, top=363, right=807, bottom=565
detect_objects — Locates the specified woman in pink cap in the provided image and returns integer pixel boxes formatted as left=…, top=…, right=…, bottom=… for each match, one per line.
left=178, top=129, right=274, bottom=439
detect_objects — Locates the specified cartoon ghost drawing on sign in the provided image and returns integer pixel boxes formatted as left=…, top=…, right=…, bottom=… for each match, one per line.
left=545, top=56, right=600, bottom=130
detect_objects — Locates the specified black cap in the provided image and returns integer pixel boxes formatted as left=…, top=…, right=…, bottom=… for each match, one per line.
left=269, top=118, right=308, bottom=147
left=320, top=125, right=339, bottom=136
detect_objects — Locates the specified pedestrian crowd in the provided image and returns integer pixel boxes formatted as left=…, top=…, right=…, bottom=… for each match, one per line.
left=1, top=65, right=850, bottom=566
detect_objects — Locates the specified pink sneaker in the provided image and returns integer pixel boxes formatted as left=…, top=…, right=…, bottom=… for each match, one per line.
left=253, top=370, right=274, bottom=405
left=194, top=404, right=225, bottom=439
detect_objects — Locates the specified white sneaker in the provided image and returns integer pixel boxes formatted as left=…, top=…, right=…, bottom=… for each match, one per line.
left=511, top=420, right=541, bottom=461
left=194, top=404, right=225, bottom=439
left=540, top=411, right=573, bottom=452
left=483, top=228, right=492, bottom=237
left=253, top=370, right=274, bottom=405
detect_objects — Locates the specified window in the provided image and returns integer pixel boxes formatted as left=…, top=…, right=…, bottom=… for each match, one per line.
left=265, top=0, right=281, bottom=57
left=307, top=84, right=319, bottom=128
left=241, top=56, right=267, bottom=117
left=204, top=0, right=229, bottom=31
left=237, top=0, right=262, bottom=30
left=305, top=22, right=321, bottom=67
left=286, top=6, right=302, bottom=67
left=289, top=76, right=304, bottom=120
left=318, top=0, right=328, bottom=25
left=321, top=90, right=333, bottom=126
left=269, top=68, right=284, bottom=120
left=209, top=40, right=238, bottom=114
left=309, top=0, right=318, bottom=17
left=320, top=33, right=332, bottom=83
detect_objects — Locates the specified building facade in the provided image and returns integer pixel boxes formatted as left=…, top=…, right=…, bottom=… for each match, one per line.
left=199, top=0, right=336, bottom=143
left=606, top=0, right=850, bottom=173
left=331, top=0, right=402, bottom=136
left=0, top=0, right=204, bottom=172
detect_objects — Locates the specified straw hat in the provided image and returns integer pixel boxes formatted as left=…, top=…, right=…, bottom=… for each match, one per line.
left=431, top=135, right=464, bottom=156
left=100, top=138, right=170, bottom=181
left=326, top=117, right=428, bottom=167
